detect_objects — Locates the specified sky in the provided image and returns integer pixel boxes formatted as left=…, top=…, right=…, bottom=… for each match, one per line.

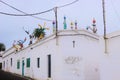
left=0, top=0, right=120, bottom=49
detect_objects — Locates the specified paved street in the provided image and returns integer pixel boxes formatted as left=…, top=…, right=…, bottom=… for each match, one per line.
left=0, top=70, right=31, bottom=80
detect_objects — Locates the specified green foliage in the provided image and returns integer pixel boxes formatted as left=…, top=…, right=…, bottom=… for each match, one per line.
left=33, top=27, right=45, bottom=38
left=0, top=43, right=6, bottom=51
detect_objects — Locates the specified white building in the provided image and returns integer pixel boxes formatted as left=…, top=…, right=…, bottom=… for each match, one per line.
left=2, top=29, right=120, bottom=80
left=1, top=29, right=102, bottom=80
left=100, top=30, right=120, bottom=80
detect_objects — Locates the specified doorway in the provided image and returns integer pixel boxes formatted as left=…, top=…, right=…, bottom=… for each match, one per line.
left=22, top=60, right=25, bottom=76
left=48, top=54, right=51, bottom=78
left=0, top=63, right=2, bottom=69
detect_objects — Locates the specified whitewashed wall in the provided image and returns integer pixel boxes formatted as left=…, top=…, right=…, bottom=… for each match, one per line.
left=2, top=30, right=101, bottom=80
left=101, top=31, right=120, bottom=80
left=56, top=30, right=101, bottom=80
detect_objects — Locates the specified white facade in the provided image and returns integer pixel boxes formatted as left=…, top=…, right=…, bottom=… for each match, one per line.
left=2, top=29, right=104, bottom=80
left=100, top=30, right=120, bottom=80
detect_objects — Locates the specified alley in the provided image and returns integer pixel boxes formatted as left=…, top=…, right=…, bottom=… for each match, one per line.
left=0, top=70, right=30, bottom=80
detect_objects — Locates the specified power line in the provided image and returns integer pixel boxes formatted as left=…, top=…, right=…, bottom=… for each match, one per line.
left=58, top=0, right=79, bottom=8
left=109, top=0, right=120, bottom=22
left=0, top=9, right=53, bottom=16
left=0, top=0, right=26, bottom=14
left=0, top=0, right=79, bottom=21
left=0, top=0, right=79, bottom=16
left=0, top=0, right=53, bottom=21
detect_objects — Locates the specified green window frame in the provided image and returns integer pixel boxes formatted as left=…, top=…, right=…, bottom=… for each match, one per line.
left=26, top=58, right=30, bottom=68
left=17, top=60, right=20, bottom=69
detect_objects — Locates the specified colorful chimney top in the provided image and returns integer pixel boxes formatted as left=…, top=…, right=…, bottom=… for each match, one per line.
left=71, top=21, right=74, bottom=29
left=64, top=16, right=66, bottom=20
left=53, top=21, right=55, bottom=25
left=92, top=18, right=96, bottom=26
left=86, top=18, right=97, bottom=33
left=92, top=18, right=97, bottom=33
left=52, top=21, right=56, bottom=33
left=63, top=16, right=67, bottom=29
left=75, top=20, right=77, bottom=30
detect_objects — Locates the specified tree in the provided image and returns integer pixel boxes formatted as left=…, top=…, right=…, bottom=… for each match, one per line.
left=0, top=43, right=6, bottom=52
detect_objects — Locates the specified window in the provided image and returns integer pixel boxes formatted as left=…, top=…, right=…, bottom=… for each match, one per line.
left=17, top=60, right=20, bottom=69
left=37, top=58, right=40, bottom=68
left=11, top=58, right=12, bottom=66
left=26, top=58, right=30, bottom=68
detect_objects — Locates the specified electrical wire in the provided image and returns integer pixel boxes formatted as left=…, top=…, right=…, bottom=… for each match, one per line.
left=0, top=0, right=79, bottom=21
left=109, top=0, right=120, bottom=22
left=0, top=9, right=53, bottom=16
left=0, top=0, right=79, bottom=16
left=0, top=0, right=26, bottom=14
left=0, top=0, right=53, bottom=21
left=58, top=0, right=79, bottom=8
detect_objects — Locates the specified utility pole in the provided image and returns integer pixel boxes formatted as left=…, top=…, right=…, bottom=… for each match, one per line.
left=54, top=7, right=58, bottom=37
left=53, top=0, right=79, bottom=45
left=102, top=0, right=107, bottom=53
left=54, top=7, right=59, bottom=45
